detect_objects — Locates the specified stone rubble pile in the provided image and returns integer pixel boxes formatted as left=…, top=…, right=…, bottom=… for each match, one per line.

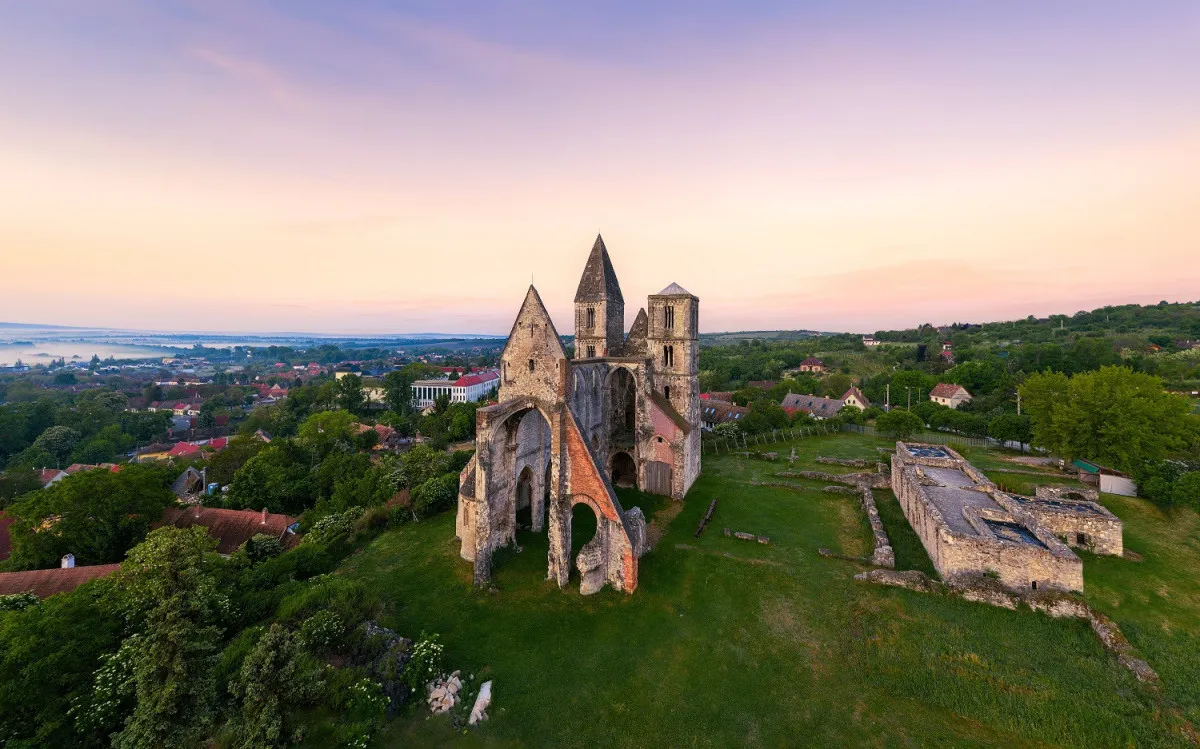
left=426, top=671, right=463, bottom=714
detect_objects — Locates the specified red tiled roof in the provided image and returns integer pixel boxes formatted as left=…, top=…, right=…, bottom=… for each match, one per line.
left=930, top=383, right=969, bottom=399
left=167, top=442, right=202, bottom=458
left=38, top=469, right=65, bottom=486
left=208, top=437, right=229, bottom=451
left=0, top=563, right=120, bottom=598
left=454, top=371, right=499, bottom=388
left=800, top=357, right=824, bottom=366
left=154, top=506, right=300, bottom=555
left=0, top=512, right=12, bottom=561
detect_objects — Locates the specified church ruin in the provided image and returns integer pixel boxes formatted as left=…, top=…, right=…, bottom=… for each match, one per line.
left=454, top=235, right=700, bottom=594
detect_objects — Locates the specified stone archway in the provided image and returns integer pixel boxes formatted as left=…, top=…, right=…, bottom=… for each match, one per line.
left=570, top=499, right=604, bottom=594
left=611, top=451, right=636, bottom=488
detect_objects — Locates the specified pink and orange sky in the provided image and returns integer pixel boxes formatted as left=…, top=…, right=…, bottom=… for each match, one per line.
left=1, top=2, right=1198, bottom=335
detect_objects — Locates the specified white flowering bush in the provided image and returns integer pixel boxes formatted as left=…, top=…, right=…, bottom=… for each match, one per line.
left=403, top=632, right=445, bottom=693
left=299, top=610, right=346, bottom=651
left=68, top=634, right=139, bottom=739
left=0, top=592, right=38, bottom=612
left=303, top=507, right=365, bottom=546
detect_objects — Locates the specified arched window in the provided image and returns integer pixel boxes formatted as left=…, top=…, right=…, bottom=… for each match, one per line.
left=586, top=345, right=595, bottom=358
left=586, top=307, right=595, bottom=330
left=528, top=359, right=535, bottom=373
left=664, top=385, right=671, bottom=400
left=663, top=345, right=674, bottom=367
left=665, top=305, right=675, bottom=330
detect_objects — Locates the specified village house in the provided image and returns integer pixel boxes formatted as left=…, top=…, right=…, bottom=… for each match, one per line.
left=781, top=392, right=845, bottom=420
left=37, top=468, right=67, bottom=487
left=0, top=559, right=121, bottom=599
left=929, top=383, right=972, bottom=409
left=155, top=505, right=301, bottom=555
left=842, top=387, right=871, bottom=410
left=699, top=391, right=735, bottom=403
left=794, top=357, right=826, bottom=374
left=700, top=401, right=749, bottom=431
left=862, top=335, right=881, bottom=347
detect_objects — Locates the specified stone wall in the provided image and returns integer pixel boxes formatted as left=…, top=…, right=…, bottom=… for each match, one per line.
left=995, top=490, right=1123, bottom=556
left=891, top=443, right=1083, bottom=593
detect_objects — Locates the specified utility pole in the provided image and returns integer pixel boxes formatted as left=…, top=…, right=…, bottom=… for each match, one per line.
left=906, top=386, right=912, bottom=410
left=1016, top=390, right=1021, bottom=416
left=885, top=383, right=890, bottom=412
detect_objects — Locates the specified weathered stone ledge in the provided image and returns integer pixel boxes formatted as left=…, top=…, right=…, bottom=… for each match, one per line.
left=860, top=488, right=895, bottom=568
left=775, top=470, right=891, bottom=489
left=816, top=456, right=869, bottom=467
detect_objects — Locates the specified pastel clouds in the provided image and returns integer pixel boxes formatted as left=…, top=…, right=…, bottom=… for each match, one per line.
left=0, top=2, right=1197, bottom=334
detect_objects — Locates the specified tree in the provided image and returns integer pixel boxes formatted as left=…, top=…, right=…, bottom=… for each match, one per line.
left=382, top=371, right=415, bottom=415
left=988, top=413, right=1033, bottom=446
left=876, top=409, right=924, bottom=440
left=0, top=578, right=123, bottom=746
left=4, top=464, right=175, bottom=570
left=204, top=436, right=265, bottom=487
left=336, top=374, right=365, bottom=416
left=229, top=624, right=323, bottom=749
left=1020, top=367, right=1199, bottom=471
left=412, top=473, right=458, bottom=519
left=227, top=443, right=312, bottom=515
left=823, top=373, right=853, bottom=399
left=112, top=527, right=225, bottom=749
left=31, top=425, right=82, bottom=466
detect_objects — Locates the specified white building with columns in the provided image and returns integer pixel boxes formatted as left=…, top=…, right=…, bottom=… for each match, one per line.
left=411, top=370, right=500, bottom=409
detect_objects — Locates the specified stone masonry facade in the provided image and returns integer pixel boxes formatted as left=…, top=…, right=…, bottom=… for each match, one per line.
left=891, top=442, right=1085, bottom=593
left=455, top=235, right=700, bottom=595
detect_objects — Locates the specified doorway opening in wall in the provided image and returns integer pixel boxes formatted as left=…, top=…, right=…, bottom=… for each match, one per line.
left=1031, top=581, right=1038, bottom=590
left=515, top=466, right=534, bottom=529
left=612, top=451, right=636, bottom=488
left=570, top=501, right=600, bottom=581
left=1076, top=532, right=1088, bottom=546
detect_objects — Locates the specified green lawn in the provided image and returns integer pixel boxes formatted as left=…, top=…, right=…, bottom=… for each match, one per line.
left=333, top=434, right=1197, bottom=747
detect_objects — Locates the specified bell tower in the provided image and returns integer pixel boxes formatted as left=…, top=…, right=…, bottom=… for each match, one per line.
left=573, top=234, right=625, bottom=359
left=646, top=283, right=699, bottom=427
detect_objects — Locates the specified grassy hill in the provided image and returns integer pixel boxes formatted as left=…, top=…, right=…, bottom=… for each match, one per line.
left=326, top=434, right=1199, bottom=747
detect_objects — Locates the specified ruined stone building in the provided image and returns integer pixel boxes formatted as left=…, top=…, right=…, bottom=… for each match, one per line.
left=891, top=443, right=1123, bottom=593
left=455, top=235, right=700, bottom=595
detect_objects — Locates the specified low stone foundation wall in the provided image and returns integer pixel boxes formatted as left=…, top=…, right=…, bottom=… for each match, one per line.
left=860, top=488, right=895, bottom=568
left=776, top=470, right=891, bottom=490
left=816, top=456, right=869, bottom=467
left=855, top=569, right=1158, bottom=684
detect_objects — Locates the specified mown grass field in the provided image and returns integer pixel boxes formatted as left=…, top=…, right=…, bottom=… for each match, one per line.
left=334, top=434, right=1200, bottom=747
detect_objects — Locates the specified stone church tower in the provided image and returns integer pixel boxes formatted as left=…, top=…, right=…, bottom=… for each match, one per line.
left=454, top=234, right=700, bottom=596
left=573, top=235, right=625, bottom=358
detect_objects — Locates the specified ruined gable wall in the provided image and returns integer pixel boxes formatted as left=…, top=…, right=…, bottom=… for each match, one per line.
left=561, top=409, right=637, bottom=593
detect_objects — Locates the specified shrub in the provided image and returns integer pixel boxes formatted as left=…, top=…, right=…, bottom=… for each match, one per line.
left=411, top=473, right=458, bottom=520
left=276, top=577, right=378, bottom=633
left=299, top=610, right=346, bottom=652
left=304, top=507, right=366, bottom=546
left=0, top=592, right=38, bottom=612
left=402, top=632, right=445, bottom=693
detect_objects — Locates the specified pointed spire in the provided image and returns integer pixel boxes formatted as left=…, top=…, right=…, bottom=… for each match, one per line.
left=624, top=308, right=648, bottom=354
left=574, top=234, right=624, bottom=304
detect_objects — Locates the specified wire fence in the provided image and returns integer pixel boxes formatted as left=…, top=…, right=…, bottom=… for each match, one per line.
left=702, top=422, right=1030, bottom=455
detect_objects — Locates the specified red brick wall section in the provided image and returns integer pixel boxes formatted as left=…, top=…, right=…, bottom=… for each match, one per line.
left=563, top=417, right=620, bottom=522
